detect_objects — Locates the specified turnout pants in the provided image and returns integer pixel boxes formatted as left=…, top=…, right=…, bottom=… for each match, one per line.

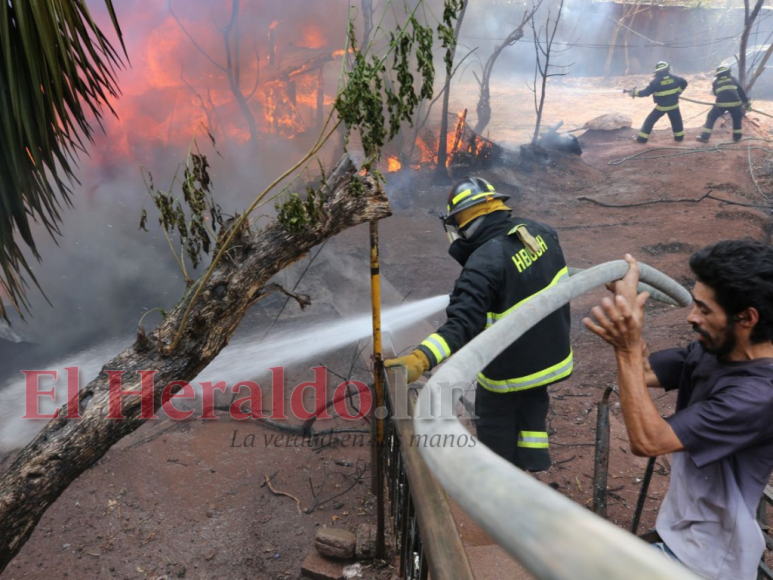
left=475, top=384, right=551, bottom=472
left=637, top=107, right=684, bottom=143
left=699, top=105, right=743, bottom=142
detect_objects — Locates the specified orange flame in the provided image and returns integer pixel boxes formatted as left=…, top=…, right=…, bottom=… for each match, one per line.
left=299, top=23, right=326, bottom=49
left=447, top=109, right=468, bottom=166
left=415, top=135, right=434, bottom=166
left=387, top=157, right=402, bottom=172
left=76, top=4, right=386, bottom=167
left=262, top=82, right=306, bottom=136
left=380, top=109, right=468, bottom=172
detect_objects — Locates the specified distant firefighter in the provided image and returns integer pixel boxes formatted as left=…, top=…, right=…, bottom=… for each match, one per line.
left=696, top=65, right=750, bottom=143
left=625, top=61, right=688, bottom=144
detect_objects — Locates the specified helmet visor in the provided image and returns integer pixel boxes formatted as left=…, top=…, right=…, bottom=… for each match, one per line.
left=441, top=214, right=463, bottom=244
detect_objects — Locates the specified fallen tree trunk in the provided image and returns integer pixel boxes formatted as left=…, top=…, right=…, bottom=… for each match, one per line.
left=0, top=154, right=389, bottom=571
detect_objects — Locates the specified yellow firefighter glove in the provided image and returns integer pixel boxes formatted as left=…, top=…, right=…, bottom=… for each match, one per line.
left=384, top=350, right=430, bottom=383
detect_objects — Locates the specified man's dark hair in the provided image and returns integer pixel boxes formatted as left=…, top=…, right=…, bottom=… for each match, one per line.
left=690, top=239, right=773, bottom=342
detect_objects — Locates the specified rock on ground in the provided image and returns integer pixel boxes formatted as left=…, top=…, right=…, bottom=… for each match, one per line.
left=316, top=527, right=357, bottom=559
left=302, top=551, right=346, bottom=580
left=583, top=113, right=633, bottom=131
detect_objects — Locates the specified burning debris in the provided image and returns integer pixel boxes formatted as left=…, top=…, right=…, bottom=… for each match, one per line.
left=384, top=109, right=497, bottom=175
left=382, top=105, right=586, bottom=180
left=446, top=116, right=502, bottom=174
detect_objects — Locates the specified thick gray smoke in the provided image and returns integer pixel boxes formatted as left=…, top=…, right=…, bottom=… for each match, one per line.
left=459, top=0, right=773, bottom=81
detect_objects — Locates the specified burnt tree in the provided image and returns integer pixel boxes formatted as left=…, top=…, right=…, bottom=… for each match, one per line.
left=0, top=155, right=389, bottom=572
left=435, top=0, right=469, bottom=180
left=169, top=0, right=262, bottom=146
left=746, top=42, right=773, bottom=95
left=739, top=0, right=765, bottom=89
left=472, top=3, right=541, bottom=134
left=529, top=0, right=569, bottom=144
left=602, top=0, right=650, bottom=77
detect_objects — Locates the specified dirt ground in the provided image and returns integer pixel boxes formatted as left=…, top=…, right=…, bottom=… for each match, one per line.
left=3, top=75, right=773, bottom=579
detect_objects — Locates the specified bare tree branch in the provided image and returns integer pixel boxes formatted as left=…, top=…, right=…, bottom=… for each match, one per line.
left=473, top=1, right=541, bottom=134
left=180, top=67, right=216, bottom=136
left=530, top=0, right=568, bottom=144
left=170, top=0, right=261, bottom=145
left=168, top=0, right=227, bottom=71
left=739, top=0, right=765, bottom=88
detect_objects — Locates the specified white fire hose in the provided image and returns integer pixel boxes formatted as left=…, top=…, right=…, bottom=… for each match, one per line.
left=411, top=260, right=696, bottom=580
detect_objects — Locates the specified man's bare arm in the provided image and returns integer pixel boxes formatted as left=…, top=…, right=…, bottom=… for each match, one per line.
left=584, top=255, right=681, bottom=457
left=641, top=341, right=662, bottom=389
left=615, top=349, right=683, bottom=457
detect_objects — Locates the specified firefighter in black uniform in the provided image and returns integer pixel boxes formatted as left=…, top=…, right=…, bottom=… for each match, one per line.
left=384, top=177, right=572, bottom=472
left=696, top=65, right=751, bottom=143
left=626, top=61, right=688, bottom=144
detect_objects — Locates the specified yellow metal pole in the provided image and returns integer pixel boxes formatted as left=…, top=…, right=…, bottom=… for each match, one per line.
left=369, top=220, right=386, bottom=559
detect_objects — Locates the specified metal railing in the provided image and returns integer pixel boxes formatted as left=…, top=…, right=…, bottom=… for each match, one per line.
left=379, top=339, right=475, bottom=580
left=592, top=385, right=616, bottom=519
left=410, top=261, right=700, bottom=579
left=592, top=385, right=657, bottom=536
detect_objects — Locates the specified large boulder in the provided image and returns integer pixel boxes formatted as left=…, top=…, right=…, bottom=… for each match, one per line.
left=583, top=113, right=633, bottom=131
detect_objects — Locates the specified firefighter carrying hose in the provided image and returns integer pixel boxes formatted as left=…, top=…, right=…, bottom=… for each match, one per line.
left=384, top=177, right=572, bottom=472
left=626, top=61, right=688, bottom=144
left=696, top=65, right=750, bottom=143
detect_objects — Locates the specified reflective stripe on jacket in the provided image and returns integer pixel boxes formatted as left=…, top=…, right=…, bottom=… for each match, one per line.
left=634, top=73, right=688, bottom=110
left=417, top=216, right=572, bottom=393
left=712, top=75, right=748, bottom=108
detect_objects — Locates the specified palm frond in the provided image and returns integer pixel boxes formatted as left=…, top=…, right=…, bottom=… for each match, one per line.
left=0, top=0, right=125, bottom=322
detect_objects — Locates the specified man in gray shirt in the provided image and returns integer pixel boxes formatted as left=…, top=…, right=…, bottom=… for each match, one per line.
left=584, top=240, right=773, bottom=580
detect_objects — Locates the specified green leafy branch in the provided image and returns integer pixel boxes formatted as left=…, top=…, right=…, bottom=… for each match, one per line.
left=335, top=1, right=460, bottom=159
left=275, top=187, right=325, bottom=235
left=140, top=138, right=224, bottom=285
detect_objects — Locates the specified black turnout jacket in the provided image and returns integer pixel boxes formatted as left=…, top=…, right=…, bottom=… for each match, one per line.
left=712, top=74, right=749, bottom=107
left=634, top=73, right=688, bottom=111
left=417, top=212, right=572, bottom=393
